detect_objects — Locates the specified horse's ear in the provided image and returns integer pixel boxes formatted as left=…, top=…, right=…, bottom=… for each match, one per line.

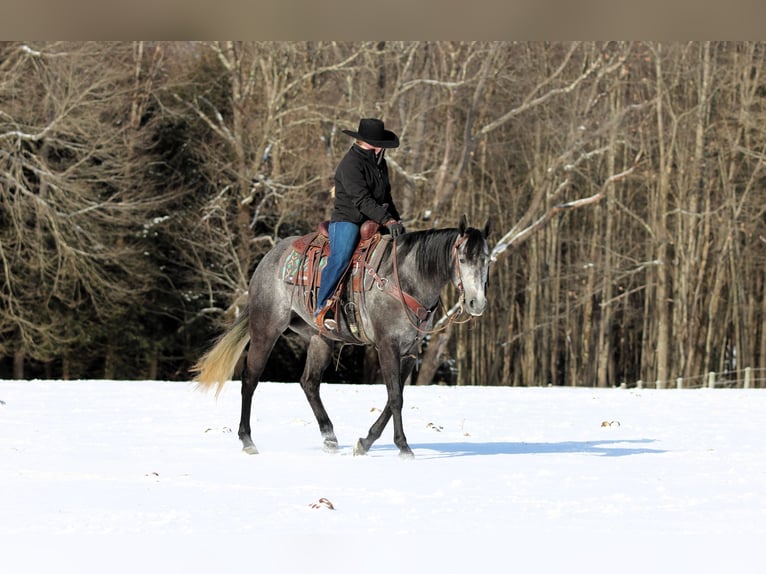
left=459, top=214, right=468, bottom=234
left=483, top=217, right=491, bottom=239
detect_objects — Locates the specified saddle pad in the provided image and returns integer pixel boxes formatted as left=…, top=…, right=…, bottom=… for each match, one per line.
left=281, top=248, right=325, bottom=286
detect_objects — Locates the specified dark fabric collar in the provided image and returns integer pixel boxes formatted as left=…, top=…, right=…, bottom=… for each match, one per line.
left=351, top=143, right=384, bottom=164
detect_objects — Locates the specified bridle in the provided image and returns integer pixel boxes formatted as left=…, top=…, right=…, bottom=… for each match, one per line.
left=450, top=234, right=468, bottom=309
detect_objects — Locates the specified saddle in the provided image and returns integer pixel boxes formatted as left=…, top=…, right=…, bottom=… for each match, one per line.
left=281, top=219, right=388, bottom=319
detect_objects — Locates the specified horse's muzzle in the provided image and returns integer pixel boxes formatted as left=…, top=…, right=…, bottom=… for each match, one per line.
left=465, top=297, right=487, bottom=316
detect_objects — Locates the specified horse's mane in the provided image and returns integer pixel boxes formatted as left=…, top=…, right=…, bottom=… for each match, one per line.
left=394, top=228, right=460, bottom=279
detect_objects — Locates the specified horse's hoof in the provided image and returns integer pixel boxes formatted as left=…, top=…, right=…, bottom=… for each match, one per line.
left=242, top=444, right=259, bottom=455
left=323, top=439, right=339, bottom=453
left=399, top=448, right=415, bottom=460
left=353, top=438, right=368, bottom=456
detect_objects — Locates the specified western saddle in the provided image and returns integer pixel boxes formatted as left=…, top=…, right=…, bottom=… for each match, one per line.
left=281, top=220, right=387, bottom=340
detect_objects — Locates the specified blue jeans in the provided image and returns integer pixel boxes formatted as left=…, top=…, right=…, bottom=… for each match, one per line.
left=315, top=221, right=360, bottom=314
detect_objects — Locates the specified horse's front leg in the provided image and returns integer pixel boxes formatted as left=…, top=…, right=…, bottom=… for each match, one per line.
left=354, top=404, right=392, bottom=455
left=354, top=345, right=414, bottom=458
left=391, top=354, right=416, bottom=458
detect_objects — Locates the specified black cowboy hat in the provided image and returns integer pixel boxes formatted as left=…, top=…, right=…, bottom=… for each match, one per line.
left=342, top=118, right=399, bottom=148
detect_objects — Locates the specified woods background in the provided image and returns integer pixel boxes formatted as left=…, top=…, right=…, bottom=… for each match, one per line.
left=2, top=41, right=765, bottom=387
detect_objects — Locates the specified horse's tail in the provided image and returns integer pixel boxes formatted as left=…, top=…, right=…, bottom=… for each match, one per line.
left=191, top=306, right=251, bottom=397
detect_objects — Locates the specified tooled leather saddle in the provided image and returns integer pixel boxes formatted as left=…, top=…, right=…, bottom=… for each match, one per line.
left=280, top=220, right=388, bottom=339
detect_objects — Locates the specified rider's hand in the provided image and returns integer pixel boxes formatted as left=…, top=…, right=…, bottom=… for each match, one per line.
left=385, top=221, right=405, bottom=238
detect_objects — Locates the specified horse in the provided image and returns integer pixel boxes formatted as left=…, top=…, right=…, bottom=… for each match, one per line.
left=192, top=214, right=491, bottom=458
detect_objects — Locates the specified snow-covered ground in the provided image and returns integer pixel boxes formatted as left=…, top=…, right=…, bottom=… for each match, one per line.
left=2, top=380, right=765, bottom=573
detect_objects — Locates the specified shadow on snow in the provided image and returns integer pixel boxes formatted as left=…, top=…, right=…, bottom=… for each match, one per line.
left=376, top=438, right=666, bottom=458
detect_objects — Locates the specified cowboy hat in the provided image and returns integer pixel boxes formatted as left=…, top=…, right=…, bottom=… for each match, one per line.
left=342, top=118, right=399, bottom=148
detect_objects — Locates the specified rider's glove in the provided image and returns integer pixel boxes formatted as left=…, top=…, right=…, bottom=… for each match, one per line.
left=385, top=220, right=405, bottom=238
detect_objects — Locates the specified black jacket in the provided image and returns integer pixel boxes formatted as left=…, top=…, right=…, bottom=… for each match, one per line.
left=331, top=144, right=401, bottom=225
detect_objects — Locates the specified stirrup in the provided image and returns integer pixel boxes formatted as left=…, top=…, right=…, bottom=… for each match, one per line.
left=315, top=302, right=337, bottom=332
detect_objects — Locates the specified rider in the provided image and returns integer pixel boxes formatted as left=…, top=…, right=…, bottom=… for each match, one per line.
left=315, top=118, right=405, bottom=331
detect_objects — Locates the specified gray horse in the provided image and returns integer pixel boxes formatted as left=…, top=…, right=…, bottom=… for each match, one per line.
left=193, top=215, right=491, bottom=458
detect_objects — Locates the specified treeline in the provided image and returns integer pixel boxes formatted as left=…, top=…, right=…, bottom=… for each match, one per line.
left=1, top=41, right=765, bottom=387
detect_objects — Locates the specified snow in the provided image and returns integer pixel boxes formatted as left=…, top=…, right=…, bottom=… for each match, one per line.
left=2, top=380, right=765, bottom=573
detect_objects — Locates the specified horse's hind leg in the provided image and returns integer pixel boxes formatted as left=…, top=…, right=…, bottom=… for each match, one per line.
left=239, top=360, right=259, bottom=454
left=300, top=335, right=338, bottom=452
left=239, top=329, right=281, bottom=454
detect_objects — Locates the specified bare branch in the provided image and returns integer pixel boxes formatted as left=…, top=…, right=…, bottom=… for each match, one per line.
left=491, top=163, right=637, bottom=262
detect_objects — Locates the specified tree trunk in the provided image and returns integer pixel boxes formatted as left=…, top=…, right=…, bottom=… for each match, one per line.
left=13, top=347, right=24, bottom=379
left=522, top=239, right=540, bottom=386
left=596, top=131, right=617, bottom=387
left=761, top=271, right=766, bottom=388
left=104, top=338, right=115, bottom=380
left=650, top=44, right=671, bottom=386
left=147, top=348, right=159, bottom=381
left=415, top=326, right=452, bottom=385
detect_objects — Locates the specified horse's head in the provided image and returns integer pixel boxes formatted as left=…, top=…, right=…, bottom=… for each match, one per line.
left=454, top=215, right=491, bottom=316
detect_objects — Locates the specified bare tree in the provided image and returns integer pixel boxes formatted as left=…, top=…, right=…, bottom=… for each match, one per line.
left=5, top=41, right=766, bottom=387
left=0, top=42, right=176, bottom=378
